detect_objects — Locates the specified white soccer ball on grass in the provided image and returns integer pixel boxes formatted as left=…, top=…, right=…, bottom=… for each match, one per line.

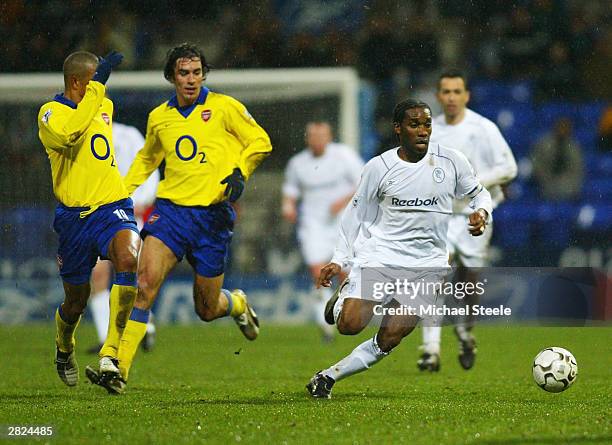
left=532, top=347, right=578, bottom=393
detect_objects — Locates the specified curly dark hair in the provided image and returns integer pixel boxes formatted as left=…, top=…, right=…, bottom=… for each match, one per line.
left=392, top=99, right=431, bottom=125
left=163, top=43, right=210, bottom=82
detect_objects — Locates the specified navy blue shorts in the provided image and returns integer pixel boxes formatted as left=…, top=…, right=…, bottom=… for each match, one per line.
left=141, top=199, right=235, bottom=277
left=53, top=198, right=138, bottom=285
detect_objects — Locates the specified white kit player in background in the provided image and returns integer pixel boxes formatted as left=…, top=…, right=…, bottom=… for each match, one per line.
left=306, top=100, right=492, bottom=398
left=282, top=121, right=364, bottom=341
left=88, top=121, right=160, bottom=353
left=417, top=71, right=517, bottom=372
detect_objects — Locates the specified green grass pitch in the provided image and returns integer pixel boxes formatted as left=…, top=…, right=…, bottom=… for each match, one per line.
left=0, top=323, right=610, bottom=444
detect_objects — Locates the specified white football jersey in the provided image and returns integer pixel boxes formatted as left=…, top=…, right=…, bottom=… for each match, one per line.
left=331, top=144, right=493, bottom=269
left=283, top=143, right=364, bottom=230
left=113, top=122, right=159, bottom=207
left=431, top=109, right=517, bottom=214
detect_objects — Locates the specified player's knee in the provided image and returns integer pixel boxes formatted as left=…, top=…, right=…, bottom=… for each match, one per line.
left=337, top=316, right=365, bottom=335
left=62, top=300, right=86, bottom=317
left=114, top=251, right=138, bottom=273
left=134, top=288, right=154, bottom=310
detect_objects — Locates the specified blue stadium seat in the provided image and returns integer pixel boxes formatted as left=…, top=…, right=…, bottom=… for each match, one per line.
left=470, top=80, right=533, bottom=106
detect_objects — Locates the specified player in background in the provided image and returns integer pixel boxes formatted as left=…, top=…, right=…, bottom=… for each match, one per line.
left=88, top=121, right=159, bottom=353
left=86, top=43, right=272, bottom=393
left=417, top=71, right=517, bottom=372
left=37, top=51, right=140, bottom=390
left=306, top=99, right=492, bottom=398
left=282, top=121, right=364, bottom=341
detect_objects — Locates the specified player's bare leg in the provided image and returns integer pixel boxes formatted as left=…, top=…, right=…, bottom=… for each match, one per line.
left=117, top=235, right=176, bottom=380
left=193, top=273, right=259, bottom=340
left=87, top=259, right=112, bottom=353
left=55, top=281, right=90, bottom=386
left=308, top=299, right=419, bottom=398
left=87, top=229, right=140, bottom=394
left=307, top=298, right=375, bottom=398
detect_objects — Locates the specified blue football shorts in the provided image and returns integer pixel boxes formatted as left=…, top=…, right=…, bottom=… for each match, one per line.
left=53, top=198, right=138, bottom=285
left=141, top=199, right=235, bottom=277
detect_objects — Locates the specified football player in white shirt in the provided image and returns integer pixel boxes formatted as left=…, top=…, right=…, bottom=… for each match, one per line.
left=282, top=121, right=364, bottom=341
left=306, top=100, right=492, bottom=398
left=417, top=71, right=517, bottom=372
left=88, top=122, right=160, bottom=353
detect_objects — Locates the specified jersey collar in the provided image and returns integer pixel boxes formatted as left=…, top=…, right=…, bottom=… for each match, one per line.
left=168, top=87, right=209, bottom=118
left=53, top=93, right=77, bottom=109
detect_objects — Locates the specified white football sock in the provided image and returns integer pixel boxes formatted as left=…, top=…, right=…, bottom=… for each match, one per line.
left=333, top=292, right=345, bottom=324
left=90, top=289, right=110, bottom=343
left=146, top=312, right=156, bottom=334
left=422, top=325, right=441, bottom=355
left=322, top=335, right=388, bottom=382
left=313, top=287, right=334, bottom=336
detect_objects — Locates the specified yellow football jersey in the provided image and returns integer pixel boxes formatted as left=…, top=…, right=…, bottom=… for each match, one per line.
left=124, top=87, right=272, bottom=206
left=38, top=80, right=128, bottom=211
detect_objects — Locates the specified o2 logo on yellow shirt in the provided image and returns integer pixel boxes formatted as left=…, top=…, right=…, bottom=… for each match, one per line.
left=175, top=135, right=206, bottom=163
left=91, top=134, right=116, bottom=166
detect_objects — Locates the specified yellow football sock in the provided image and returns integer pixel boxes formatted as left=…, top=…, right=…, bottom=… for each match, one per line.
left=117, top=309, right=149, bottom=380
left=99, top=273, right=137, bottom=359
left=55, top=305, right=81, bottom=353
left=223, top=289, right=246, bottom=318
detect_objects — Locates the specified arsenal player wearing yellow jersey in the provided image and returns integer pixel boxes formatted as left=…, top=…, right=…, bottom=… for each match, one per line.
left=37, top=51, right=140, bottom=393
left=87, top=43, right=272, bottom=392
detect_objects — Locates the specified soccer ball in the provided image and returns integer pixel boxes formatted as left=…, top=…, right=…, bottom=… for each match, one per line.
left=532, top=347, right=578, bottom=393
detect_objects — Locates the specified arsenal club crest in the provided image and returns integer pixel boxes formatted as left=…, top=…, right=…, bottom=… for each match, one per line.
left=201, top=110, right=212, bottom=122
left=147, top=214, right=160, bottom=225
left=101, top=112, right=110, bottom=125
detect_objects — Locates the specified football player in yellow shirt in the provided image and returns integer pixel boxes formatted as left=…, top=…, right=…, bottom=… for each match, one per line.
left=86, top=43, right=273, bottom=391
left=37, top=51, right=140, bottom=394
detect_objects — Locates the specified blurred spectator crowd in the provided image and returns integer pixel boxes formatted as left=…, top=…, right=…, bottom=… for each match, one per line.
left=1, top=0, right=610, bottom=102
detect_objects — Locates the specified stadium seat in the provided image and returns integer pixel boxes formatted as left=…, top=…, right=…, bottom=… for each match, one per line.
left=470, top=80, right=533, bottom=106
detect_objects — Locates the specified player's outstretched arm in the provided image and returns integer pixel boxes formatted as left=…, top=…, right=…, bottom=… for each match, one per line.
left=39, top=84, right=108, bottom=149
left=123, top=115, right=164, bottom=195
left=39, top=51, right=124, bottom=149
left=225, top=97, right=272, bottom=179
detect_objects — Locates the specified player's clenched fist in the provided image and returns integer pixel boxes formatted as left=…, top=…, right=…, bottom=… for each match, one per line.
left=468, top=209, right=488, bottom=236
left=317, top=262, right=341, bottom=288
